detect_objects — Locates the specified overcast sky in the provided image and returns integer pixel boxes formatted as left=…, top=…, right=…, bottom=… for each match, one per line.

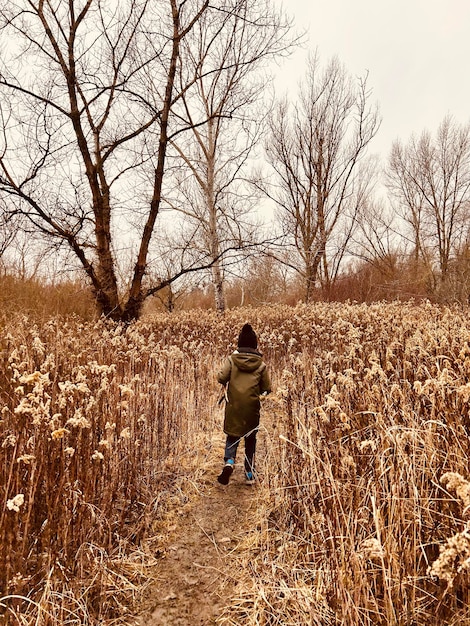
left=274, top=0, right=470, bottom=161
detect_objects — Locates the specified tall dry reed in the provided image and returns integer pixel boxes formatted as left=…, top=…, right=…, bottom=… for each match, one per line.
left=3, top=302, right=470, bottom=625
left=218, top=301, right=470, bottom=625
left=0, top=313, right=221, bottom=624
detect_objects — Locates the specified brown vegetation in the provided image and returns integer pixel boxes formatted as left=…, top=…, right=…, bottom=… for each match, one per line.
left=0, top=275, right=96, bottom=320
left=2, top=301, right=470, bottom=623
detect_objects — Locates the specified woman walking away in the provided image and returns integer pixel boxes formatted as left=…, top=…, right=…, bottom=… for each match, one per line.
left=217, top=324, right=271, bottom=485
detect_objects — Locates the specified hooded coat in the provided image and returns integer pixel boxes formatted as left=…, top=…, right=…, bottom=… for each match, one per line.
left=217, top=348, right=271, bottom=437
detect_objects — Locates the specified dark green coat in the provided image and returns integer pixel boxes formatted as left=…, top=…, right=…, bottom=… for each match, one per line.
left=217, top=349, right=271, bottom=437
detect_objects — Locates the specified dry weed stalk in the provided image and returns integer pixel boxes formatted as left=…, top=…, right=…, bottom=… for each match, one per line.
left=217, top=302, right=470, bottom=625
left=2, top=302, right=470, bottom=624
left=0, top=313, right=220, bottom=624
left=428, top=472, right=470, bottom=596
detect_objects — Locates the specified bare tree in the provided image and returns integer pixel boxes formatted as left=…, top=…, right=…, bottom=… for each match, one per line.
left=0, top=203, right=17, bottom=269
left=143, top=218, right=211, bottom=311
left=387, top=116, right=470, bottom=295
left=351, top=190, right=403, bottom=269
left=165, top=0, right=294, bottom=312
left=0, top=0, right=292, bottom=320
left=261, top=54, right=380, bottom=302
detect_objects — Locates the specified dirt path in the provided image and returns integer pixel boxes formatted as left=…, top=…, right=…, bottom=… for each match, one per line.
left=135, top=428, right=266, bottom=626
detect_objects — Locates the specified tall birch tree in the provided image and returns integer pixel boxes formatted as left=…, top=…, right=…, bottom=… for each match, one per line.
left=262, top=54, right=380, bottom=301
left=167, top=0, right=294, bottom=311
left=387, top=116, right=470, bottom=294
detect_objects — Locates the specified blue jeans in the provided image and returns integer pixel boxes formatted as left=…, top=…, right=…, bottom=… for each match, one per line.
left=224, top=429, right=257, bottom=474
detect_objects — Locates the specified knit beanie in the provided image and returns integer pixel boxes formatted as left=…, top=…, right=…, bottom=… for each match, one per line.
left=237, top=323, right=258, bottom=350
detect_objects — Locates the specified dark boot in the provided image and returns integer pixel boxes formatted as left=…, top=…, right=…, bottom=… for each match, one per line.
left=217, top=460, right=234, bottom=485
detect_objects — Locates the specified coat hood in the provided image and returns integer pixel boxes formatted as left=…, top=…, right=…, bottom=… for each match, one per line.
left=231, top=350, right=263, bottom=373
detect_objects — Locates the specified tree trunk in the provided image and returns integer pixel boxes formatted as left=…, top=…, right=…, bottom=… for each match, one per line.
left=206, top=118, right=226, bottom=313
left=122, top=1, right=182, bottom=323
left=304, top=259, right=315, bottom=303
left=212, top=259, right=225, bottom=312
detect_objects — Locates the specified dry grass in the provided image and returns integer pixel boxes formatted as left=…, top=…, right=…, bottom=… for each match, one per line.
left=218, top=301, right=470, bottom=625
left=2, top=302, right=470, bottom=624
left=0, top=313, right=219, bottom=624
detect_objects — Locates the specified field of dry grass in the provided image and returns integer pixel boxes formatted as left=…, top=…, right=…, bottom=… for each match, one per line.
left=2, top=302, right=470, bottom=624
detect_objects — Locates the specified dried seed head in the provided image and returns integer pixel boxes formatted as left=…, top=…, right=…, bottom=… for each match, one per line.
left=7, top=494, right=25, bottom=513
